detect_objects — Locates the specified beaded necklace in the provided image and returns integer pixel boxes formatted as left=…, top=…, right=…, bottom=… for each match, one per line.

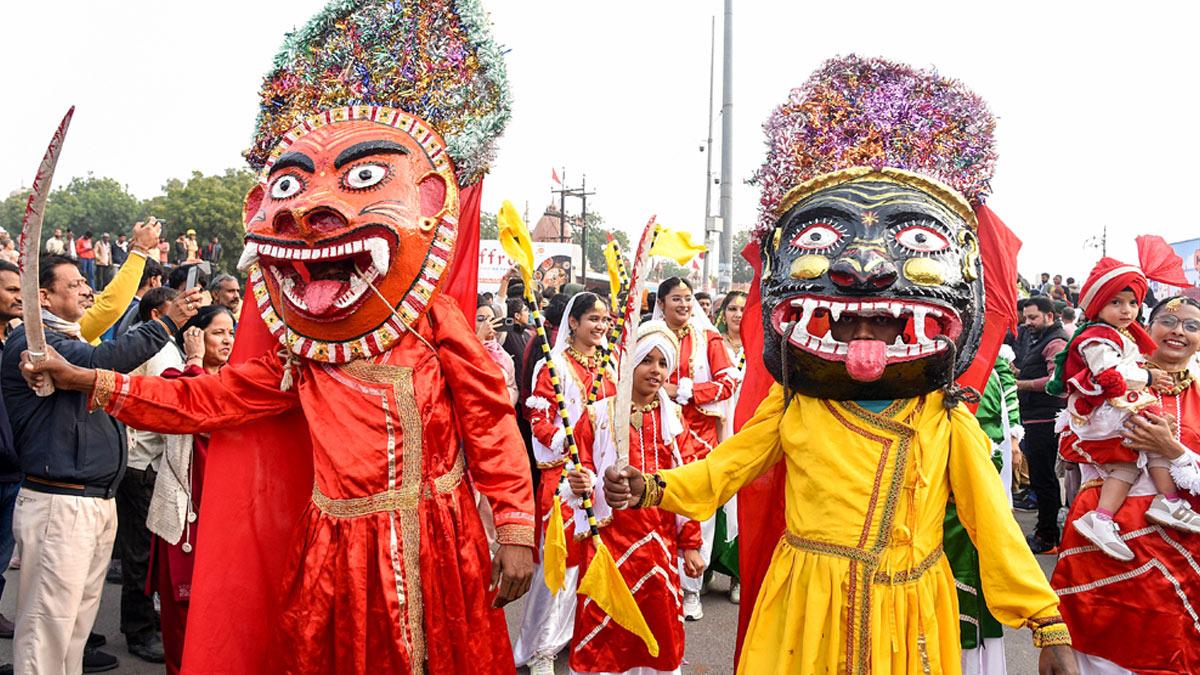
left=566, top=345, right=599, bottom=370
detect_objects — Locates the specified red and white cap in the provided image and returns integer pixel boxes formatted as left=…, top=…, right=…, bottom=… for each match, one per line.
left=1076, top=257, right=1148, bottom=321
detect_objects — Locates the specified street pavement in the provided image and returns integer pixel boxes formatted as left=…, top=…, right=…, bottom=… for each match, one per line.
left=0, top=513, right=1053, bottom=674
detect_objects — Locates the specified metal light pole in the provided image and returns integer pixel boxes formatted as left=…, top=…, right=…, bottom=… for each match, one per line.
left=718, top=0, right=734, bottom=292
left=701, top=15, right=716, bottom=294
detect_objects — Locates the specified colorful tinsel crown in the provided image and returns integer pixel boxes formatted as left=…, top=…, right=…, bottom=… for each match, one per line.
left=755, top=55, right=996, bottom=231
left=245, top=0, right=510, bottom=187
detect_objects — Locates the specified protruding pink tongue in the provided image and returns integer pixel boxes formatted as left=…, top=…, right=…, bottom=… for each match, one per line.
left=846, top=339, right=888, bottom=382
left=302, top=280, right=343, bottom=315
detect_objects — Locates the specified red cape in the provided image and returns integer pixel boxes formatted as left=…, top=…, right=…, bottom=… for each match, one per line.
left=181, top=182, right=483, bottom=672
left=731, top=205, right=1022, bottom=665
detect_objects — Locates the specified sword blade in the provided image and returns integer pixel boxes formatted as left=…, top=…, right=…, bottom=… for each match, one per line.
left=19, top=106, right=75, bottom=397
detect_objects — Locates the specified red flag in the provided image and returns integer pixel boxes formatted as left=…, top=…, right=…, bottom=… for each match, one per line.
left=551, top=168, right=561, bottom=185
left=957, top=204, right=1023, bottom=398
left=1136, top=235, right=1192, bottom=287
left=441, top=181, right=484, bottom=319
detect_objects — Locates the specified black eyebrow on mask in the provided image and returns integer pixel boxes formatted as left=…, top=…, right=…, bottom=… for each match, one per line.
left=271, top=152, right=315, bottom=174
left=334, top=141, right=409, bottom=170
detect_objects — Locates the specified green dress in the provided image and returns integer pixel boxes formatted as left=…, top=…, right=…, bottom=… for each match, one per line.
left=944, top=359, right=1019, bottom=648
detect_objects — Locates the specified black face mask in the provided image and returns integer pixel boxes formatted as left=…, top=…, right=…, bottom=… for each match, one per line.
left=759, top=180, right=984, bottom=400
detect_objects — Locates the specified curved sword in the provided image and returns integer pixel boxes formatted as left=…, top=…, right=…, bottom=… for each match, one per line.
left=19, top=106, right=75, bottom=397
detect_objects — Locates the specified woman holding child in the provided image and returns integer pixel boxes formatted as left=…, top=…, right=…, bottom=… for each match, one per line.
left=1052, top=295, right=1200, bottom=673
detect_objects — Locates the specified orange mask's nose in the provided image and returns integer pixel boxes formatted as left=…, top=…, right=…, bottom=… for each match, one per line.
left=271, top=204, right=351, bottom=240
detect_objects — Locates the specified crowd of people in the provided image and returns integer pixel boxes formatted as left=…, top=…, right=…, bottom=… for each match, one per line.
left=0, top=217, right=242, bottom=674
left=4, top=241, right=1197, bottom=674
left=472, top=276, right=747, bottom=675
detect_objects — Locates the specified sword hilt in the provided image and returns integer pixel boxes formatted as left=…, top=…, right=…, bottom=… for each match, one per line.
left=26, top=351, right=55, bottom=398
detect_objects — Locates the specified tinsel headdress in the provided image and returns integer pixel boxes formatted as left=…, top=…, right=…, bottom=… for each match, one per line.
left=245, top=0, right=510, bottom=186
left=756, top=55, right=996, bottom=232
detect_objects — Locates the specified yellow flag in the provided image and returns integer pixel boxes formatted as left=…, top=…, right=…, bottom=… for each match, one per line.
left=497, top=200, right=535, bottom=288
left=603, top=240, right=623, bottom=301
left=577, top=542, right=660, bottom=657
left=648, top=226, right=706, bottom=266
left=543, top=495, right=567, bottom=593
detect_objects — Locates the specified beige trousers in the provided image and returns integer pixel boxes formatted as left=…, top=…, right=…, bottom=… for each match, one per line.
left=12, top=489, right=117, bottom=675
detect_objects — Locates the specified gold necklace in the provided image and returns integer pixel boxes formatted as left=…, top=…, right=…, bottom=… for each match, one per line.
left=1147, top=360, right=1195, bottom=396
left=566, top=345, right=598, bottom=369
left=630, top=398, right=659, bottom=431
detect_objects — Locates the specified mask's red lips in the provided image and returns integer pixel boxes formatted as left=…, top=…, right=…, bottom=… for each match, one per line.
left=771, top=294, right=963, bottom=381
left=245, top=232, right=395, bottom=319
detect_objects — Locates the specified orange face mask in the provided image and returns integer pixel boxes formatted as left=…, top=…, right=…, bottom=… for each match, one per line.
left=241, top=108, right=460, bottom=362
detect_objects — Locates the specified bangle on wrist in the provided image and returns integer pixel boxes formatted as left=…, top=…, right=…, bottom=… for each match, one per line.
left=636, top=472, right=666, bottom=509
left=1028, top=616, right=1072, bottom=648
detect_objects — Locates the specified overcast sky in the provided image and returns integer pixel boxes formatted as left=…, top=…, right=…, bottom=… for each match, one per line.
left=3, top=1, right=1197, bottom=282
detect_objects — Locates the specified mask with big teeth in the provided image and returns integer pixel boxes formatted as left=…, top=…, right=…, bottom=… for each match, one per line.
left=760, top=177, right=984, bottom=400
left=239, top=109, right=459, bottom=362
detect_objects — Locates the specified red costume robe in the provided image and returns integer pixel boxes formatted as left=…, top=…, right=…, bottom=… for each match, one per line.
left=670, top=325, right=736, bottom=460
left=526, top=352, right=615, bottom=563
left=97, top=295, right=534, bottom=674
left=1053, top=382, right=1200, bottom=674
left=569, top=402, right=702, bottom=673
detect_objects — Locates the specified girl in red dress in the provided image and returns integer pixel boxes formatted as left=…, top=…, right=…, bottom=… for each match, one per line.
left=146, top=305, right=235, bottom=674
left=566, top=320, right=704, bottom=674
left=653, top=278, right=737, bottom=619
left=515, top=292, right=615, bottom=674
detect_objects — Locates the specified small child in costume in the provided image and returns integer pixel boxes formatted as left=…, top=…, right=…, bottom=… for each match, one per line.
left=1056, top=258, right=1200, bottom=561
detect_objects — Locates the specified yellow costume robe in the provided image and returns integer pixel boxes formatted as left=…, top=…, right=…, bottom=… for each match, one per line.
left=659, top=384, right=1061, bottom=674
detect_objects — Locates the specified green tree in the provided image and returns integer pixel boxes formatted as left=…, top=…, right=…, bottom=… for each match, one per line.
left=732, top=228, right=755, bottom=284
left=0, top=176, right=143, bottom=243
left=0, top=190, right=30, bottom=238
left=479, top=210, right=498, bottom=239
left=143, top=169, right=258, bottom=274
left=43, top=175, right=144, bottom=241
left=570, top=212, right=630, bottom=278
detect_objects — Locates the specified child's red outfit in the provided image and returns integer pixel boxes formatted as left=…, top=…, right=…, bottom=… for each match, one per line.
left=1057, top=258, right=1160, bottom=467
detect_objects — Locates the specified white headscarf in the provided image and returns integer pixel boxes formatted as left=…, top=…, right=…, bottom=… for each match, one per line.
left=630, top=320, right=685, bottom=445
left=529, top=291, right=610, bottom=391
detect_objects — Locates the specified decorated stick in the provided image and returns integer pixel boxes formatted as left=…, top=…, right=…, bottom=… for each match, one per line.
left=584, top=241, right=632, bottom=405
left=611, top=219, right=662, bottom=468
left=498, top=201, right=659, bottom=655
left=19, top=107, right=75, bottom=397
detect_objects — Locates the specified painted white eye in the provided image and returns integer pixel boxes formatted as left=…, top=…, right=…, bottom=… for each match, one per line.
left=344, top=163, right=389, bottom=189
left=269, top=174, right=304, bottom=200
left=895, top=225, right=949, bottom=253
left=791, top=222, right=843, bottom=251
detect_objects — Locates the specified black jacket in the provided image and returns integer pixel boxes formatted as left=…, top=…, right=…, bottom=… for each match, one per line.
left=1016, top=322, right=1069, bottom=422
left=2, top=320, right=172, bottom=496
left=0, top=342, right=18, bottom=484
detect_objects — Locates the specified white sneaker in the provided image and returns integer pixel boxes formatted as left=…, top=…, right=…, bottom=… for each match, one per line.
left=729, top=580, right=740, bottom=605
left=1146, top=495, right=1200, bottom=534
left=527, top=654, right=555, bottom=675
left=1072, top=511, right=1134, bottom=561
left=682, top=591, right=703, bottom=621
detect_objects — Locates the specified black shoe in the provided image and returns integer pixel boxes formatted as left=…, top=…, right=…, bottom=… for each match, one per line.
left=86, top=631, right=107, bottom=649
left=1013, top=493, right=1039, bottom=512
left=1026, top=532, right=1059, bottom=555
left=105, top=559, right=122, bottom=585
left=0, top=613, right=13, bottom=639
left=0, top=663, right=12, bottom=675
left=82, top=648, right=118, bottom=673
left=127, top=633, right=165, bottom=663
